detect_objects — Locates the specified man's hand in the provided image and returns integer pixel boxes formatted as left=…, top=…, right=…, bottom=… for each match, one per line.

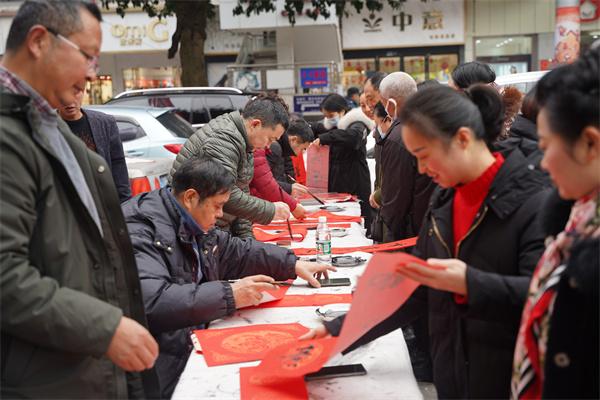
left=231, top=275, right=278, bottom=308
left=395, top=258, right=468, bottom=295
left=292, top=203, right=307, bottom=219
left=369, top=192, right=380, bottom=209
left=295, top=261, right=337, bottom=287
left=106, top=316, right=159, bottom=372
left=273, top=202, right=291, bottom=221
left=299, top=324, right=331, bottom=340
left=291, top=183, right=309, bottom=198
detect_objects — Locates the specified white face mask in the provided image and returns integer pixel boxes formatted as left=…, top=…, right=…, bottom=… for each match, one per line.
left=323, top=114, right=340, bottom=130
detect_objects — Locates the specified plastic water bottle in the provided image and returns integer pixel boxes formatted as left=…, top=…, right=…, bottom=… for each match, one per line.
left=316, top=216, right=332, bottom=264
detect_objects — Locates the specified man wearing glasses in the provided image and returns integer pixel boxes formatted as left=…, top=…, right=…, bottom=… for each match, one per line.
left=0, top=1, right=159, bottom=398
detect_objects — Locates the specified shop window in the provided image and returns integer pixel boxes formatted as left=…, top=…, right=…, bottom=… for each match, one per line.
left=84, top=75, right=113, bottom=105
left=429, top=54, right=458, bottom=83
left=123, top=67, right=181, bottom=91
left=379, top=57, right=400, bottom=74
left=403, top=56, right=426, bottom=82
left=475, top=36, right=532, bottom=74
left=342, top=58, right=376, bottom=89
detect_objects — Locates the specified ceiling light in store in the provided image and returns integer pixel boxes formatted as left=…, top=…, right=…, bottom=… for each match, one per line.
left=594, top=35, right=599, bottom=39
left=476, top=39, right=481, bottom=44
left=508, top=38, right=513, bottom=42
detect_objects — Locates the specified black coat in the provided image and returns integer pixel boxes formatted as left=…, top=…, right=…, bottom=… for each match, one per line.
left=538, top=190, right=599, bottom=399
left=380, top=119, right=435, bottom=241
left=267, top=137, right=295, bottom=194
left=316, top=118, right=371, bottom=206
left=509, top=114, right=538, bottom=142
left=84, top=109, right=131, bottom=202
left=325, top=148, right=551, bottom=399
left=122, top=188, right=297, bottom=398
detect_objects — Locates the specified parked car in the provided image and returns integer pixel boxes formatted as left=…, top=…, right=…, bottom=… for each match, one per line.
left=106, top=87, right=251, bottom=129
left=85, top=105, right=195, bottom=159
left=495, top=70, right=548, bottom=94
left=126, top=156, right=173, bottom=196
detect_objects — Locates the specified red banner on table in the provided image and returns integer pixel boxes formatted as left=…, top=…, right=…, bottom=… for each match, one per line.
left=193, top=323, right=309, bottom=367
left=252, top=226, right=307, bottom=242
left=293, top=236, right=418, bottom=256
left=306, top=145, right=329, bottom=191
left=251, top=294, right=353, bottom=309
left=298, top=192, right=357, bottom=203
left=240, top=365, right=308, bottom=400
left=251, top=253, right=425, bottom=380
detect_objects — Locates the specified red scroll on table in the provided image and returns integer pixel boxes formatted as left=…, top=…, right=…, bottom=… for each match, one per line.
left=192, top=323, right=309, bottom=367
left=240, top=252, right=428, bottom=399
left=306, top=144, right=329, bottom=191
left=292, top=236, right=418, bottom=255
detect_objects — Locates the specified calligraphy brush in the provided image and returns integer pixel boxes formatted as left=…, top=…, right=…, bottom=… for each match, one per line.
left=286, top=174, right=326, bottom=205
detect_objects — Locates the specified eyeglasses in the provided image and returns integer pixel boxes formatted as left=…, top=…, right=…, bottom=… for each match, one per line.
left=45, top=26, right=99, bottom=75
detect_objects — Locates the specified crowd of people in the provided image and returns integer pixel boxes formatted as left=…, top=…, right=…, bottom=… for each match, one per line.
left=0, top=1, right=598, bottom=399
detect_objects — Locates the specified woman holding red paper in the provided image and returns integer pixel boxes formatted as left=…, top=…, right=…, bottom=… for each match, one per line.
left=304, top=83, right=551, bottom=398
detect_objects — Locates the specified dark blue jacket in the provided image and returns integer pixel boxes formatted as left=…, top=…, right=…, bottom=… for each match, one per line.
left=84, top=109, right=131, bottom=202
left=122, top=188, right=297, bottom=398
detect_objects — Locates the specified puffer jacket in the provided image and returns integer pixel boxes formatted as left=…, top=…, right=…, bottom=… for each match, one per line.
left=250, top=148, right=298, bottom=211
left=325, top=147, right=552, bottom=399
left=0, top=88, right=159, bottom=398
left=122, top=188, right=297, bottom=398
left=170, top=111, right=275, bottom=238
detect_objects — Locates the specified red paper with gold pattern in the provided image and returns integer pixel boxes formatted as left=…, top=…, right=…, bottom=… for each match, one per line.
left=251, top=293, right=352, bottom=309
left=254, top=337, right=338, bottom=379
left=193, top=323, right=309, bottom=366
left=240, top=365, right=308, bottom=400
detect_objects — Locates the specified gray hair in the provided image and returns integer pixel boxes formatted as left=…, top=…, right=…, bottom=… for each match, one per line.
left=5, top=0, right=102, bottom=53
left=380, top=72, right=418, bottom=102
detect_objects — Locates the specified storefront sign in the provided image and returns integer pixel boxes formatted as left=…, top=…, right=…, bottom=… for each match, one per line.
left=101, top=13, right=176, bottom=53
left=293, top=95, right=328, bottom=113
left=342, top=0, right=464, bottom=49
left=300, top=67, right=328, bottom=88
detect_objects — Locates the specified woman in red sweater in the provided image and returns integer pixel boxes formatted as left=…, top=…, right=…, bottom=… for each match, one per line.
left=305, top=84, right=551, bottom=398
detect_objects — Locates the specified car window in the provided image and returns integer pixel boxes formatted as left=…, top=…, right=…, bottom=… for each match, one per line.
left=108, top=97, right=148, bottom=107
left=191, top=97, right=210, bottom=125
left=156, top=110, right=195, bottom=139
left=206, top=95, right=234, bottom=119
left=231, top=94, right=251, bottom=112
left=147, top=95, right=193, bottom=124
left=116, top=120, right=146, bottom=142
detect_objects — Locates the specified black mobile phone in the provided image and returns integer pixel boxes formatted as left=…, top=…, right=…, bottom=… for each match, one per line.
left=304, top=364, right=367, bottom=381
left=317, top=278, right=351, bottom=287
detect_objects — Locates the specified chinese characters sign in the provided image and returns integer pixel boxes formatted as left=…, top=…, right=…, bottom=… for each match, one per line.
left=300, top=67, right=329, bottom=88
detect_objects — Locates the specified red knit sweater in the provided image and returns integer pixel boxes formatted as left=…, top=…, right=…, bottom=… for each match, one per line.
left=452, top=153, right=504, bottom=303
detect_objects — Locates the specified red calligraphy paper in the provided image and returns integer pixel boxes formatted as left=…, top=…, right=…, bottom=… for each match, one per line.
left=255, top=337, right=338, bottom=379
left=251, top=294, right=353, bottom=309
left=253, top=222, right=351, bottom=230
left=193, top=323, right=309, bottom=366
left=292, top=237, right=418, bottom=255
left=240, top=365, right=308, bottom=400
left=306, top=145, right=329, bottom=191
left=252, top=226, right=307, bottom=242
left=331, top=252, right=423, bottom=355
left=251, top=253, right=427, bottom=379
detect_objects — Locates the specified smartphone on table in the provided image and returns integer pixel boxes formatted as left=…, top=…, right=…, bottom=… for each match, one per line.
left=317, top=278, right=351, bottom=287
left=305, top=364, right=367, bottom=381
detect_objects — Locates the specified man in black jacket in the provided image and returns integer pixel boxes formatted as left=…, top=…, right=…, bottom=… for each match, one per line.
left=122, top=156, right=335, bottom=397
left=379, top=72, right=435, bottom=242
left=59, top=88, right=131, bottom=202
